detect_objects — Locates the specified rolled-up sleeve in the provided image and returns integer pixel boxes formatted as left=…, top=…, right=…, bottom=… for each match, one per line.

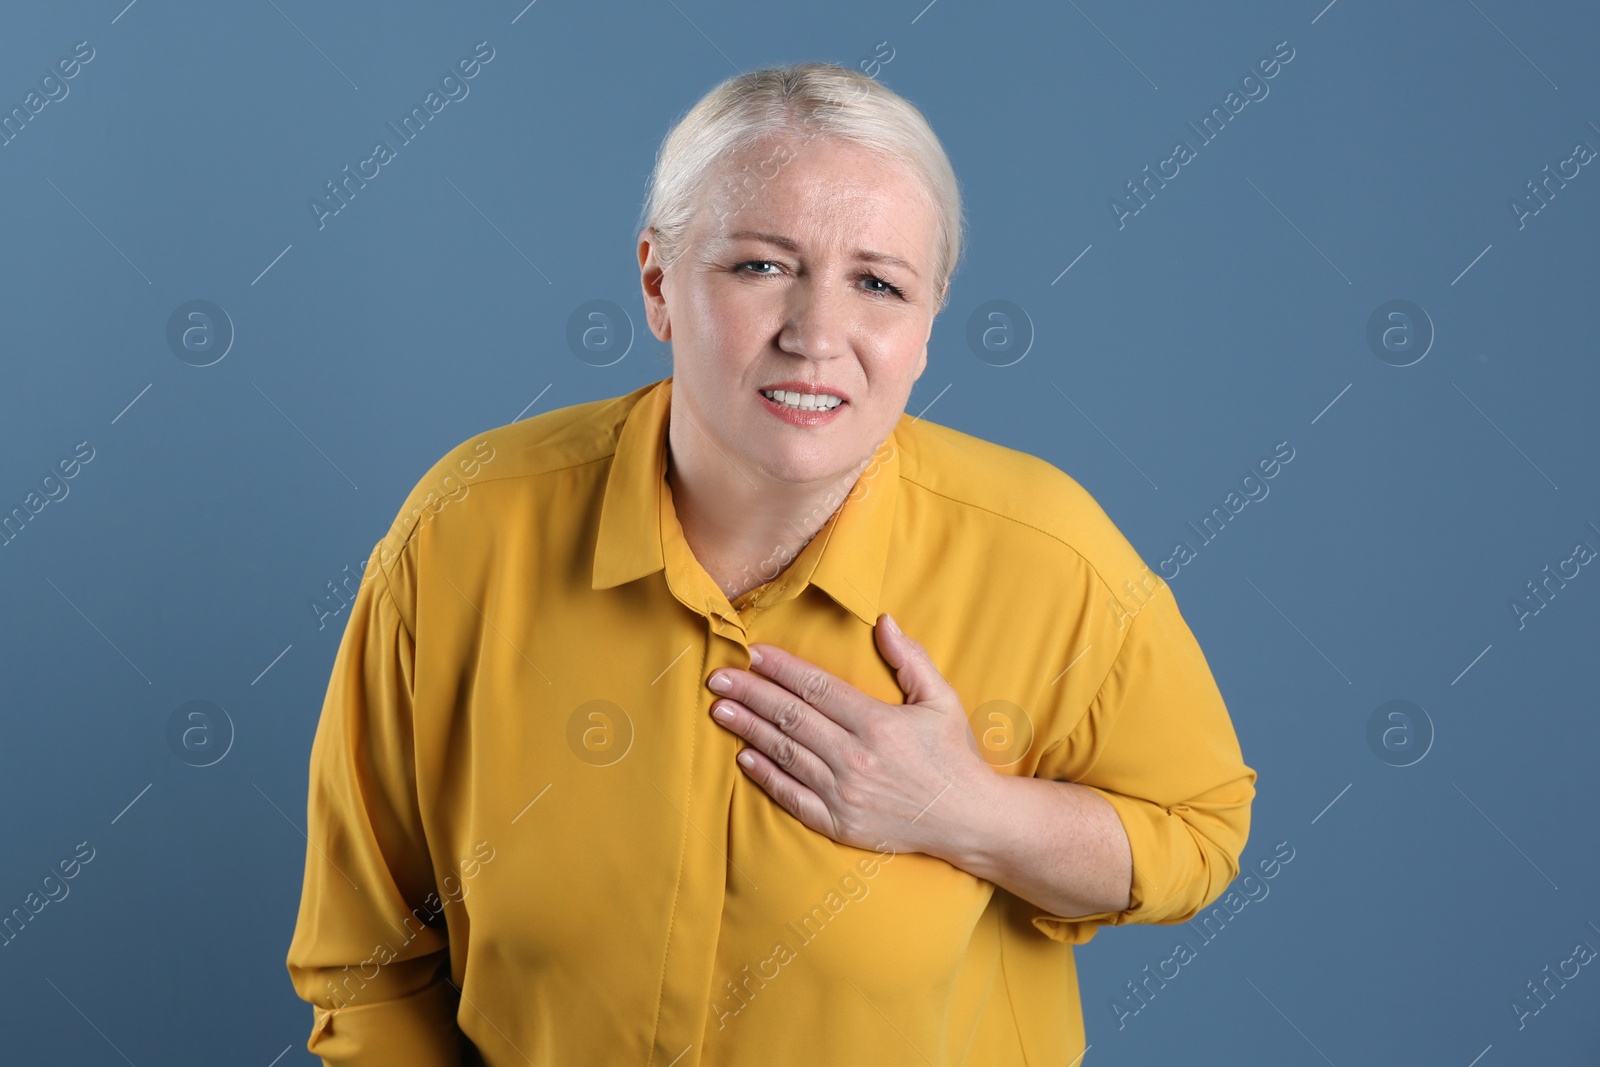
left=284, top=543, right=465, bottom=1065
left=1028, top=581, right=1256, bottom=946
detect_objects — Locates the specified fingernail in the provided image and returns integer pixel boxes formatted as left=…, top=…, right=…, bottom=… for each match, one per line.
left=712, top=703, right=735, bottom=723
left=737, top=750, right=756, bottom=768
left=708, top=673, right=731, bottom=693
left=885, top=613, right=901, bottom=635
left=748, top=646, right=763, bottom=666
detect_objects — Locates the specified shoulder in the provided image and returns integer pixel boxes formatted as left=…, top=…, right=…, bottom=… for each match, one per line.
left=893, top=414, right=1155, bottom=600
left=370, top=379, right=654, bottom=574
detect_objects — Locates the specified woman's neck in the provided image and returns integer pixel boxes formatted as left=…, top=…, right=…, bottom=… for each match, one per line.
left=665, top=400, right=869, bottom=602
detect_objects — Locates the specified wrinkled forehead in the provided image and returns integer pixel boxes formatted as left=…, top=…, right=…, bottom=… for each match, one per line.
left=693, top=137, right=934, bottom=262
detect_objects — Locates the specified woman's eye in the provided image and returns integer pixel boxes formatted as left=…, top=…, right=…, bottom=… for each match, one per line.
left=736, top=261, right=903, bottom=299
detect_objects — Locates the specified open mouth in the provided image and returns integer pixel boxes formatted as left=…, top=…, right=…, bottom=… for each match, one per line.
left=756, top=386, right=848, bottom=426
left=758, top=388, right=846, bottom=412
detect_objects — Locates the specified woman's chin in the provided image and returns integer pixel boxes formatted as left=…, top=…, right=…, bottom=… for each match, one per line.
left=751, top=447, right=863, bottom=490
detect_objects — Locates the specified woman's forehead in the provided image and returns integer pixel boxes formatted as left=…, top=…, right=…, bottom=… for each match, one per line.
left=699, top=160, right=934, bottom=254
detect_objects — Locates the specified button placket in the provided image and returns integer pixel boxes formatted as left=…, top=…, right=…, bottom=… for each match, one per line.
left=645, top=612, right=753, bottom=1067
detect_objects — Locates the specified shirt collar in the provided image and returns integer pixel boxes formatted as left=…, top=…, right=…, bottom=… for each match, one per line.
left=592, top=376, right=901, bottom=627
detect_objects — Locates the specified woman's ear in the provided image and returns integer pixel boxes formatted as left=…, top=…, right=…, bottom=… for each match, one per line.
left=638, top=228, right=672, bottom=342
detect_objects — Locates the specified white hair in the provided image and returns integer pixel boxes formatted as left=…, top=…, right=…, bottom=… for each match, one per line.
left=635, top=61, right=966, bottom=313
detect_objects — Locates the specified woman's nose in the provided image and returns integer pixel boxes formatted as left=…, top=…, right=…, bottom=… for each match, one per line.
left=777, top=280, right=851, bottom=361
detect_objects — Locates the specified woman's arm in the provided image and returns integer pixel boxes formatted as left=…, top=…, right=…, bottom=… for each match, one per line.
left=285, top=543, right=467, bottom=1066
left=1000, top=582, right=1257, bottom=942
left=929, top=774, right=1134, bottom=920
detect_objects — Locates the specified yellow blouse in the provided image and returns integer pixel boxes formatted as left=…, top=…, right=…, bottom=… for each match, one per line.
left=285, top=375, right=1255, bottom=1066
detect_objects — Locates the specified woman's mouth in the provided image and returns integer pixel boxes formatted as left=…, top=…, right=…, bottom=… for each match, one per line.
left=757, top=387, right=847, bottom=426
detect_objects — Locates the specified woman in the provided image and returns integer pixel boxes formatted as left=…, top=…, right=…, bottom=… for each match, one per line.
left=286, top=62, right=1255, bottom=1066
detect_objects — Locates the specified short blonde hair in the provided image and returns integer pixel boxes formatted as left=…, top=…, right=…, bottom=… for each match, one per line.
left=636, top=61, right=966, bottom=313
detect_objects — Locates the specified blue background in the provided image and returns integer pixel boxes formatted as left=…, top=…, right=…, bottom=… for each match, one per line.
left=2, top=1, right=1597, bottom=1063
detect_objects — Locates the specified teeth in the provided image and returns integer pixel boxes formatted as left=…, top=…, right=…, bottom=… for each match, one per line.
left=762, top=389, right=843, bottom=411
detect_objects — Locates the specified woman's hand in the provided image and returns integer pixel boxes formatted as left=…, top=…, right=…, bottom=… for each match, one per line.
left=705, top=612, right=998, bottom=860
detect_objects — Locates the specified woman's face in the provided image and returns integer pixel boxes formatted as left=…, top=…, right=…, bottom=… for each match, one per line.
left=640, top=134, right=940, bottom=488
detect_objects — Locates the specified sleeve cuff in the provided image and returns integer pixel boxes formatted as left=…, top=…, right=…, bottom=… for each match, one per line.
left=305, top=978, right=465, bottom=1066
left=1026, top=784, right=1178, bottom=945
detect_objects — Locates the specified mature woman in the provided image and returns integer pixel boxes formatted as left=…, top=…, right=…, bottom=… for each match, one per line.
left=286, top=62, right=1255, bottom=1066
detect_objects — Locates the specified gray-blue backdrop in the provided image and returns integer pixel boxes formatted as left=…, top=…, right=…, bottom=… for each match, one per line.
left=2, top=1, right=1596, bottom=1064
